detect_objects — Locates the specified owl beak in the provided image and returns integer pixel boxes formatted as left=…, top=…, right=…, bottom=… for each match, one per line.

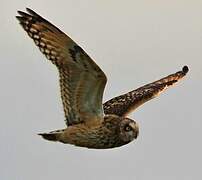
left=135, top=124, right=139, bottom=139
left=134, top=129, right=139, bottom=139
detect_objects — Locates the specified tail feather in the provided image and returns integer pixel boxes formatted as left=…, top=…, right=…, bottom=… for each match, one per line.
left=38, top=133, right=58, bottom=141
left=38, top=129, right=65, bottom=142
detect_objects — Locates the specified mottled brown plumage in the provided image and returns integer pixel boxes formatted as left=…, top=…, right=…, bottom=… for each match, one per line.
left=16, top=8, right=188, bottom=149
left=104, top=66, right=188, bottom=117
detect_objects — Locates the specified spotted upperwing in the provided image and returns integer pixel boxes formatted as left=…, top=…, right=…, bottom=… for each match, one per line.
left=16, top=8, right=107, bottom=126
left=103, top=66, right=189, bottom=117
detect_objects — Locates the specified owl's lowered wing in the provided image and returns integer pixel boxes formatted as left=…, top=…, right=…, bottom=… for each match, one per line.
left=103, top=66, right=188, bottom=117
left=16, top=8, right=107, bottom=126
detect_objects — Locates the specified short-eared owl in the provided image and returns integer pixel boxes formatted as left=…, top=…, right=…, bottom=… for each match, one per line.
left=16, top=8, right=189, bottom=149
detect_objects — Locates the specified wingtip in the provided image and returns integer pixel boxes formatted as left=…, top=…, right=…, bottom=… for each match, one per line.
left=26, top=7, right=39, bottom=17
left=16, top=8, right=35, bottom=16
left=17, top=10, right=25, bottom=16
left=15, top=15, right=21, bottom=20
left=26, top=7, right=31, bottom=11
left=182, top=65, right=189, bottom=74
left=26, top=7, right=33, bottom=13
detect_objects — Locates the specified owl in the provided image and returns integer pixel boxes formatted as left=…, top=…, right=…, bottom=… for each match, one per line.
left=16, top=8, right=189, bottom=149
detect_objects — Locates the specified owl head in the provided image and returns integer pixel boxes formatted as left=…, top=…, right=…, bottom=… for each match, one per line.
left=119, top=118, right=139, bottom=143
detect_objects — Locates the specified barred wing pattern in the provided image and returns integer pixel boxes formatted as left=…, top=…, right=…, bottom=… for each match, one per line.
left=103, top=66, right=188, bottom=117
left=17, top=8, right=107, bottom=126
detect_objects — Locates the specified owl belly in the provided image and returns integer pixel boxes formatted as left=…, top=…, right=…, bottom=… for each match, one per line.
left=60, top=124, right=126, bottom=149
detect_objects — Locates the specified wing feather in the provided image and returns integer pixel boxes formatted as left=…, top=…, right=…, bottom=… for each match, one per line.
left=17, top=8, right=107, bottom=126
left=103, top=66, right=189, bottom=117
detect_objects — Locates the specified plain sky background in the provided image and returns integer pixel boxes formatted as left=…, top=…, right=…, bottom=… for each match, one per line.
left=1, top=1, right=202, bottom=180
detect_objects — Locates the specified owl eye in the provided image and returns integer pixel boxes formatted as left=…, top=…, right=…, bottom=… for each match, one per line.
left=124, top=125, right=132, bottom=132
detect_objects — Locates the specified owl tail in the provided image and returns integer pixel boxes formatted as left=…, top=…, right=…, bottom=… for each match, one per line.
left=38, top=129, right=64, bottom=142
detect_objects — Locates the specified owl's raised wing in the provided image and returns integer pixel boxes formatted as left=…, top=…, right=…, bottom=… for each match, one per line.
left=16, top=8, right=107, bottom=126
left=103, top=66, right=188, bottom=117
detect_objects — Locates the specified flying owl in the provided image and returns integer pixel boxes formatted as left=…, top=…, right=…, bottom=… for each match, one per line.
left=16, top=8, right=189, bottom=149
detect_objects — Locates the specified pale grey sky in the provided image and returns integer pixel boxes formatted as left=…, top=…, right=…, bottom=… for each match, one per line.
left=1, top=1, right=202, bottom=180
